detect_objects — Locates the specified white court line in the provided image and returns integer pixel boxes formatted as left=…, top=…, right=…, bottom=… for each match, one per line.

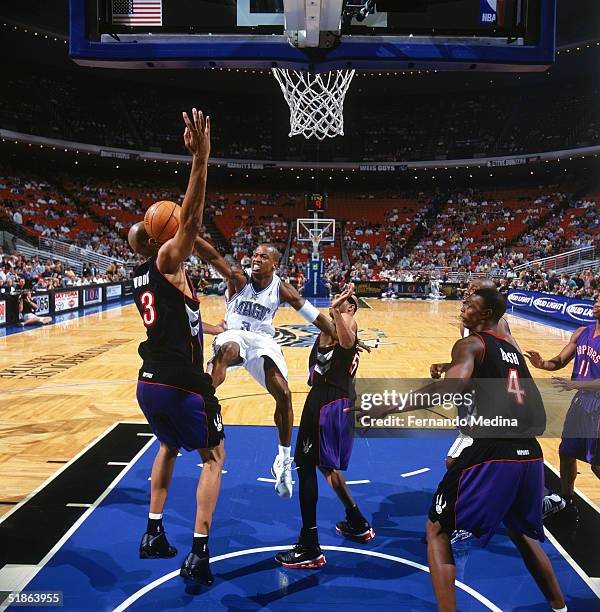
left=107, top=462, right=129, bottom=466
left=0, top=431, right=157, bottom=609
left=0, top=423, right=121, bottom=527
left=112, top=545, right=502, bottom=612
left=544, top=460, right=600, bottom=515
left=256, top=477, right=296, bottom=484
left=544, top=528, right=600, bottom=598
left=65, top=503, right=93, bottom=508
left=346, top=480, right=370, bottom=485
left=401, top=468, right=431, bottom=478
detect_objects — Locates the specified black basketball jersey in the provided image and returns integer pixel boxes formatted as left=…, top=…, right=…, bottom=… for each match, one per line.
left=308, top=334, right=360, bottom=394
left=469, top=330, right=546, bottom=437
left=132, top=256, right=204, bottom=370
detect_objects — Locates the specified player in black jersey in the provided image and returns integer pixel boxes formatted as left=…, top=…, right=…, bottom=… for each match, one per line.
left=275, top=286, right=373, bottom=570
left=430, top=277, right=522, bottom=544
left=128, top=109, right=223, bottom=587
left=359, top=289, right=565, bottom=611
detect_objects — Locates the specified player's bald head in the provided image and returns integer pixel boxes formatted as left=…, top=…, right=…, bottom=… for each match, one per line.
left=468, top=277, right=497, bottom=295
left=472, top=288, right=506, bottom=322
left=128, top=222, right=156, bottom=258
left=258, top=244, right=281, bottom=264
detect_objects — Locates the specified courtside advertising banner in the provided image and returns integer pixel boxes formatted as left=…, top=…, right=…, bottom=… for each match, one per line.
left=54, top=290, right=80, bottom=313
left=0, top=300, right=5, bottom=324
left=33, top=293, right=51, bottom=316
left=83, top=286, right=103, bottom=306
left=507, top=290, right=595, bottom=326
left=106, top=284, right=122, bottom=301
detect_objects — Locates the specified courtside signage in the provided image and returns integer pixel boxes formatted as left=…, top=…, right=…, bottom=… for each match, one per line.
left=106, top=284, right=122, bottom=300
left=508, top=290, right=595, bottom=325
left=54, top=291, right=80, bottom=313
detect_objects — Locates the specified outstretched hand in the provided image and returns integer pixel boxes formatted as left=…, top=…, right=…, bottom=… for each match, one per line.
left=182, top=108, right=211, bottom=160
left=551, top=377, right=577, bottom=392
left=331, top=283, right=355, bottom=310
left=524, top=350, right=545, bottom=369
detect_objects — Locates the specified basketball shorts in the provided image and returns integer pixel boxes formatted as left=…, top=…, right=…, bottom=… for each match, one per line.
left=428, top=438, right=544, bottom=546
left=294, top=385, right=354, bottom=471
left=211, top=329, right=288, bottom=389
left=136, top=365, right=224, bottom=451
left=559, top=391, right=600, bottom=465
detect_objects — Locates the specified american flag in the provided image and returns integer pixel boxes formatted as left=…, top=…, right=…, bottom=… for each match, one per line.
left=112, top=0, right=162, bottom=26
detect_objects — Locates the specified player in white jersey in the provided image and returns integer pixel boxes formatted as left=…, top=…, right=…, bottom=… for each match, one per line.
left=209, top=244, right=337, bottom=498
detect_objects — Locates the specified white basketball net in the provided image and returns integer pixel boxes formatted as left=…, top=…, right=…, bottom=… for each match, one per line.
left=272, top=68, right=356, bottom=140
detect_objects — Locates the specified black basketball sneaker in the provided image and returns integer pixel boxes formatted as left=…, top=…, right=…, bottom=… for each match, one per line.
left=335, top=518, right=375, bottom=542
left=180, top=552, right=214, bottom=585
left=274, top=543, right=326, bottom=569
left=139, top=531, right=178, bottom=559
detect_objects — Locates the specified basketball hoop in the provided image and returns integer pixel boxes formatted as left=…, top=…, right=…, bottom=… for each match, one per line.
left=272, top=68, right=356, bottom=140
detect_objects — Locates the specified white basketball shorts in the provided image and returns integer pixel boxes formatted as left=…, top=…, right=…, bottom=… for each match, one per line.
left=211, top=329, right=288, bottom=389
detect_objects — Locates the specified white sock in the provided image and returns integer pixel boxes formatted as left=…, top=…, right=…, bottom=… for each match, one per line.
left=148, top=512, right=163, bottom=520
left=551, top=607, right=567, bottom=612
left=194, top=532, right=208, bottom=538
left=278, top=445, right=291, bottom=460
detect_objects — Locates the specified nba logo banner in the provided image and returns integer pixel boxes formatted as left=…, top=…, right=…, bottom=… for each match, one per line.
left=480, top=0, right=497, bottom=25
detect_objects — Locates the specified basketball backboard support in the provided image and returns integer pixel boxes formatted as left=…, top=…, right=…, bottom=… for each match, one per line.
left=297, top=217, right=336, bottom=259
left=70, top=0, right=557, bottom=72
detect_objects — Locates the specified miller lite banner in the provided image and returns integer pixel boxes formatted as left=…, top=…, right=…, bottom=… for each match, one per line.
left=507, top=290, right=595, bottom=326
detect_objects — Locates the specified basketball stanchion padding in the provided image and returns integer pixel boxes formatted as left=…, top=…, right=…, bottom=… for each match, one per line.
left=272, top=68, right=356, bottom=140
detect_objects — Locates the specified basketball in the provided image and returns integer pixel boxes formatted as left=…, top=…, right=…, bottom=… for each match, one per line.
left=144, top=200, right=181, bottom=243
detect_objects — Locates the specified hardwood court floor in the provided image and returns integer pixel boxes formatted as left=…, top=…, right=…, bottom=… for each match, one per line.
left=0, top=297, right=598, bottom=519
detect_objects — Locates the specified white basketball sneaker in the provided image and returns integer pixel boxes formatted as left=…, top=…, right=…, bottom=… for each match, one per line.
left=272, top=455, right=293, bottom=498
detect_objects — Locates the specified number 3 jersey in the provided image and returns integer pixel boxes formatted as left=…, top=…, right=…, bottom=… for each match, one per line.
left=225, top=271, right=282, bottom=337
left=469, top=330, right=546, bottom=438
left=133, top=256, right=204, bottom=370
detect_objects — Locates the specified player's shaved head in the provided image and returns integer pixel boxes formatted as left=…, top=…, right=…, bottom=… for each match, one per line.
left=259, top=243, right=281, bottom=264
left=471, top=277, right=497, bottom=291
left=472, top=288, right=506, bottom=322
left=467, top=277, right=497, bottom=297
left=128, top=222, right=156, bottom=258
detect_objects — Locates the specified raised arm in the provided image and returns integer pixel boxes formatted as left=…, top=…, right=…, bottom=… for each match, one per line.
left=279, top=281, right=336, bottom=337
left=356, top=336, right=482, bottom=418
left=157, top=109, right=210, bottom=275
left=525, top=326, right=585, bottom=371
left=329, top=286, right=358, bottom=349
left=193, top=237, right=246, bottom=289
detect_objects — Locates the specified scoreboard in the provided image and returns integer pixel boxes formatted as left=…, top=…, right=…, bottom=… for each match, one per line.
left=306, top=194, right=328, bottom=213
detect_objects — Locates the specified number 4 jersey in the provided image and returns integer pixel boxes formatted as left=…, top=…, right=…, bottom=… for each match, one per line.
left=133, top=256, right=204, bottom=370
left=469, top=330, right=546, bottom=438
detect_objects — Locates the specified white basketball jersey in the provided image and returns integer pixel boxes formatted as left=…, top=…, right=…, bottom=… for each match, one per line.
left=225, top=271, right=282, bottom=336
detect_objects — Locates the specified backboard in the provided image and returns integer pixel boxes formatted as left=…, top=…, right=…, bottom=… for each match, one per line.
left=71, top=0, right=556, bottom=72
